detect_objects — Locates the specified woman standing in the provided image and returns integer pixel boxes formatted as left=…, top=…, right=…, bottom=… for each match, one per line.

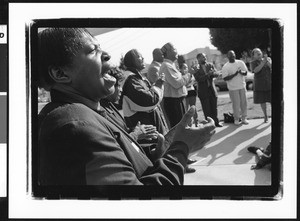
left=122, top=49, right=168, bottom=137
left=250, top=48, right=272, bottom=123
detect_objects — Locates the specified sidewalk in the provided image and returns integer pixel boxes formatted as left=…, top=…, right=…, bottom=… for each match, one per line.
left=184, top=118, right=271, bottom=185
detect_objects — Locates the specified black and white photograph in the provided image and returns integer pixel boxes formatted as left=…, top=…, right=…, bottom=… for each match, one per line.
left=5, top=2, right=297, bottom=219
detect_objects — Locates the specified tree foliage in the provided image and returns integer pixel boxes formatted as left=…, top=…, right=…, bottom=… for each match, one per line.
left=209, top=28, right=271, bottom=58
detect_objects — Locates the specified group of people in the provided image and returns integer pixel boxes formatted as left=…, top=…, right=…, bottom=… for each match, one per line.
left=37, top=28, right=216, bottom=186
left=37, top=28, right=272, bottom=188
left=221, top=49, right=271, bottom=125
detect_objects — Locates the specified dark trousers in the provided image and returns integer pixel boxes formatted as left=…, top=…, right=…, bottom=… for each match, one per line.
left=163, top=96, right=186, bottom=128
left=199, top=90, right=219, bottom=125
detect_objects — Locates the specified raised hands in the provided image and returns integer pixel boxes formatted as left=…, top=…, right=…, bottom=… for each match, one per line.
left=173, top=106, right=216, bottom=154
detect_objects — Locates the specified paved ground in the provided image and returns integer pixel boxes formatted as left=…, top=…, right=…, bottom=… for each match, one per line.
left=184, top=118, right=271, bottom=185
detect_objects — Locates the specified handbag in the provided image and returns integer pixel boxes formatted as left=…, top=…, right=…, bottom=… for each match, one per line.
left=223, top=112, right=234, bottom=123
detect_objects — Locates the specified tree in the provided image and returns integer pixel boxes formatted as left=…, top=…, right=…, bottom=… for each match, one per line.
left=209, top=28, right=271, bottom=58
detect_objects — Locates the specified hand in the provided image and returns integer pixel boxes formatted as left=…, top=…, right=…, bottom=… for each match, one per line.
left=191, top=65, right=198, bottom=74
left=150, top=133, right=167, bottom=160
left=154, top=74, right=165, bottom=88
left=173, top=106, right=216, bottom=154
left=134, top=122, right=158, bottom=141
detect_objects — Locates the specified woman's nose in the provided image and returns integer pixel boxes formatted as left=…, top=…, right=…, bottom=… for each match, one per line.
left=101, top=51, right=111, bottom=62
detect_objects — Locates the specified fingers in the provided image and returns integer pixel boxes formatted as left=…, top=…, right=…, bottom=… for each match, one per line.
left=178, top=105, right=196, bottom=128
left=205, top=117, right=215, bottom=127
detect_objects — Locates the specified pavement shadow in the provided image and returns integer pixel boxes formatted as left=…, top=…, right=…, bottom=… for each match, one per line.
left=196, top=122, right=271, bottom=166
left=234, top=133, right=271, bottom=165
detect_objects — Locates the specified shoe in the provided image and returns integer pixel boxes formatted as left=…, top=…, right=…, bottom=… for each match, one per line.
left=251, top=155, right=271, bottom=170
left=185, top=167, right=196, bottom=173
left=234, top=120, right=240, bottom=125
left=215, top=123, right=223, bottom=127
left=247, top=146, right=264, bottom=154
left=264, top=116, right=269, bottom=123
left=242, top=119, right=249, bottom=125
left=187, top=158, right=197, bottom=164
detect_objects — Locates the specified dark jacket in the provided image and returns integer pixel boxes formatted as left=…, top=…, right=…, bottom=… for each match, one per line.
left=38, top=89, right=188, bottom=185
left=122, top=68, right=168, bottom=135
left=193, top=63, right=218, bottom=99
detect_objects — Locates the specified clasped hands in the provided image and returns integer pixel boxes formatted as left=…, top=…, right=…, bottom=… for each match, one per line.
left=133, top=121, right=158, bottom=141
left=134, top=106, right=216, bottom=155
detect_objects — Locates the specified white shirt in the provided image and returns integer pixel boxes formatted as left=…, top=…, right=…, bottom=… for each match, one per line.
left=159, top=59, right=188, bottom=98
left=221, top=60, right=248, bottom=91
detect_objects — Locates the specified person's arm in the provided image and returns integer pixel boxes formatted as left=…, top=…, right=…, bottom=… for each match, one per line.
left=122, top=76, right=163, bottom=113
left=164, top=64, right=189, bottom=89
left=251, top=56, right=272, bottom=74
left=147, top=66, right=160, bottom=85
left=208, top=63, right=219, bottom=78
left=192, top=67, right=208, bottom=83
left=59, top=116, right=187, bottom=185
left=223, top=71, right=238, bottom=81
left=238, top=60, right=248, bottom=76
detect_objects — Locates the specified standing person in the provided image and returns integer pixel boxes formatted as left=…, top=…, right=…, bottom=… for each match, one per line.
left=192, top=53, right=222, bottom=127
left=179, top=63, right=198, bottom=127
left=147, top=48, right=164, bottom=85
left=159, top=42, right=189, bottom=128
left=146, top=48, right=170, bottom=129
left=222, top=50, right=249, bottom=126
left=37, top=28, right=216, bottom=186
left=250, top=48, right=272, bottom=123
left=100, top=69, right=165, bottom=162
left=159, top=42, right=197, bottom=173
left=122, top=49, right=168, bottom=137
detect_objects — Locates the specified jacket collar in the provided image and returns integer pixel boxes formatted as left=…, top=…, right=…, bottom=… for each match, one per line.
left=51, top=84, right=102, bottom=112
left=126, top=67, right=143, bottom=80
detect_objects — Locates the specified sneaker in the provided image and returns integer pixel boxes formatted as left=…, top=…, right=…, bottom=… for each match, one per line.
left=242, top=119, right=249, bottom=125
left=234, top=120, right=240, bottom=125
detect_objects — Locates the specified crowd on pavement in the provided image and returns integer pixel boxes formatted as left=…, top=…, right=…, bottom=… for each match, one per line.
left=37, top=28, right=272, bottom=187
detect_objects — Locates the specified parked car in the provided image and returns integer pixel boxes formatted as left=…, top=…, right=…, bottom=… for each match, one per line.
left=214, top=71, right=254, bottom=91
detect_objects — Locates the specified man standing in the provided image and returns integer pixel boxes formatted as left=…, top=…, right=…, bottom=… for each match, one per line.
left=159, top=42, right=196, bottom=173
left=147, top=48, right=164, bottom=85
left=193, top=53, right=222, bottom=127
left=146, top=48, right=170, bottom=129
left=159, top=42, right=189, bottom=128
left=222, top=50, right=249, bottom=125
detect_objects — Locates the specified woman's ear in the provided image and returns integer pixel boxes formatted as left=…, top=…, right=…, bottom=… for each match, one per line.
left=48, top=66, right=72, bottom=84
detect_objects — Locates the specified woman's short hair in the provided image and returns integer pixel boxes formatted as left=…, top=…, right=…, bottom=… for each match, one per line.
left=251, top=48, right=261, bottom=57
left=123, top=49, right=139, bottom=69
left=38, top=28, right=93, bottom=90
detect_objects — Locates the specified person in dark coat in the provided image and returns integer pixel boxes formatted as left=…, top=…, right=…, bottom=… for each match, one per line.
left=100, top=68, right=166, bottom=162
left=192, top=53, right=222, bottom=127
left=122, top=49, right=169, bottom=137
left=37, top=28, right=216, bottom=186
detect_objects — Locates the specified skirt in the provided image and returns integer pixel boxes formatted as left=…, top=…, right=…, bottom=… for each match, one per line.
left=253, top=90, right=271, bottom=104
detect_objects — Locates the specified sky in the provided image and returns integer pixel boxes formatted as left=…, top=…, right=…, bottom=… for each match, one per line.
left=95, top=28, right=216, bottom=66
